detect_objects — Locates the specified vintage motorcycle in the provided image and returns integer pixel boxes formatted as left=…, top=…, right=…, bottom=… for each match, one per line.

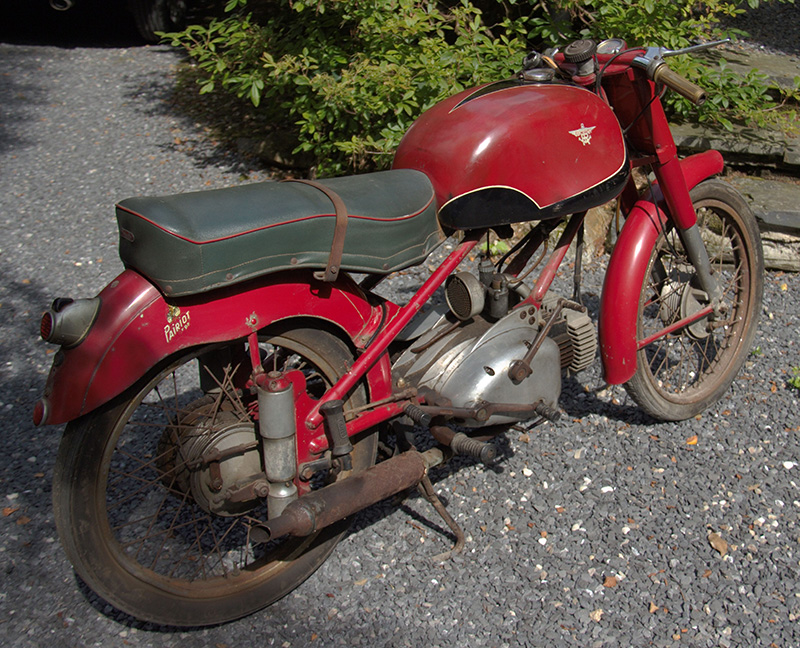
left=35, top=37, right=763, bottom=625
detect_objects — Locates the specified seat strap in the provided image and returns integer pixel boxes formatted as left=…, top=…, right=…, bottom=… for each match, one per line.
left=283, top=179, right=348, bottom=282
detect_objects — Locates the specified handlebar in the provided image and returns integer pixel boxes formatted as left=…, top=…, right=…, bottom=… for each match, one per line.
left=545, top=38, right=728, bottom=107
left=651, top=63, right=707, bottom=106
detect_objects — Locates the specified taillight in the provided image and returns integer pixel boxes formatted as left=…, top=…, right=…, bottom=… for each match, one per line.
left=39, top=297, right=101, bottom=348
left=40, top=311, right=54, bottom=341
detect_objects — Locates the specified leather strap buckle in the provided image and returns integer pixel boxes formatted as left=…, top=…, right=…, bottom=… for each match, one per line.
left=283, top=179, right=348, bottom=282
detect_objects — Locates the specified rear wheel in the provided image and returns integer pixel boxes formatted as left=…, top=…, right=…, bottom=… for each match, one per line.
left=624, top=179, right=763, bottom=420
left=53, top=327, right=375, bottom=626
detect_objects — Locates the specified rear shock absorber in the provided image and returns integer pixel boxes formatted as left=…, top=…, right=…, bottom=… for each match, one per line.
left=257, top=372, right=298, bottom=518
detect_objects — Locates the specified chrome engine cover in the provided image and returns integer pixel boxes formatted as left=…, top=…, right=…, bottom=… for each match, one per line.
left=393, top=310, right=561, bottom=427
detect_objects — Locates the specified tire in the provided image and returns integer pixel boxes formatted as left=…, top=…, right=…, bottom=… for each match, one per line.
left=53, top=327, right=376, bottom=626
left=129, top=0, right=187, bottom=42
left=624, top=179, right=764, bottom=421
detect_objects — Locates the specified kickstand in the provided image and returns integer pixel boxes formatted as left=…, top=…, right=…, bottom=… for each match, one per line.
left=417, top=474, right=465, bottom=561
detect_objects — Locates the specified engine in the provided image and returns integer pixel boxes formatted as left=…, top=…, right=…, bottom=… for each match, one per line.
left=393, top=271, right=597, bottom=427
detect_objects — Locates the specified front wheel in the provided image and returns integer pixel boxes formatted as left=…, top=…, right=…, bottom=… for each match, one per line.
left=53, top=327, right=376, bottom=626
left=624, top=179, right=764, bottom=421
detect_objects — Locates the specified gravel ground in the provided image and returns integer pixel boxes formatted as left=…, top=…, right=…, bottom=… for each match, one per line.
left=1, top=5, right=799, bottom=648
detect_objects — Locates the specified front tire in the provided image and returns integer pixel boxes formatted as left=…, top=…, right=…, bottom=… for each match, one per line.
left=53, top=327, right=376, bottom=626
left=624, top=179, right=764, bottom=420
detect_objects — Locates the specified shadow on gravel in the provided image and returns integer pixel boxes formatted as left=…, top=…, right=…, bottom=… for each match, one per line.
left=121, top=69, right=267, bottom=177
left=0, top=46, right=52, bottom=154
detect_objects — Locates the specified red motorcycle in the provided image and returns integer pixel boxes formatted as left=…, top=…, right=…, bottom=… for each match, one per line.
left=36, top=38, right=763, bottom=626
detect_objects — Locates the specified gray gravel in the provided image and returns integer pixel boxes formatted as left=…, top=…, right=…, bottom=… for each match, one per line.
left=2, top=8, right=800, bottom=648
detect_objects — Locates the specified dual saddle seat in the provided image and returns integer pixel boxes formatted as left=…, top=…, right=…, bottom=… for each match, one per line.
left=116, top=169, right=444, bottom=297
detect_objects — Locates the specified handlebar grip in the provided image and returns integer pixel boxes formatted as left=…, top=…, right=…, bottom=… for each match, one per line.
left=652, top=63, right=707, bottom=106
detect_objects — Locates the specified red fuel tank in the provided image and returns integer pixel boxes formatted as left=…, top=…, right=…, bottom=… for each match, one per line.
left=393, top=80, right=629, bottom=230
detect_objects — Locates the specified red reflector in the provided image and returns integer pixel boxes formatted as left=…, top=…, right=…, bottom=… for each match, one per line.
left=40, top=312, right=54, bottom=341
left=33, top=400, right=47, bottom=426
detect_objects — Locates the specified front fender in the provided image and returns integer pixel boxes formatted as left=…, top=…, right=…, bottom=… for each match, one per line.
left=599, top=150, right=724, bottom=385
left=38, top=269, right=394, bottom=425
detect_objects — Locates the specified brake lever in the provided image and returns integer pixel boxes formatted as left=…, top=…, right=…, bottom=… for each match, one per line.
left=661, top=38, right=731, bottom=58
left=632, top=38, right=730, bottom=78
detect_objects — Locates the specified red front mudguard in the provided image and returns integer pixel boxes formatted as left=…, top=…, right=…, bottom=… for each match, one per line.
left=36, top=269, right=395, bottom=426
left=599, top=150, right=724, bottom=385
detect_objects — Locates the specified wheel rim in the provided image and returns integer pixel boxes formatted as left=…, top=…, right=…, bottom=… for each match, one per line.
left=95, top=333, right=363, bottom=600
left=636, top=197, right=754, bottom=403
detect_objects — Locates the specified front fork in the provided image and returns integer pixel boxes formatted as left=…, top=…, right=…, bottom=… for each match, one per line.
left=654, top=157, right=724, bottom=312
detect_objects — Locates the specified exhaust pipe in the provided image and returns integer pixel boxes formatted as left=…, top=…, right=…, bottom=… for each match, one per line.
left=50, top=0, right=75, bottom=10
left=253, top=449, right=438, bottom=542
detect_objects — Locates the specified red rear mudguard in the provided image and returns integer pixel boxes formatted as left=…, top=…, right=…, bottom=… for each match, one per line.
left=37, top=269, right=395, bottom=426
left=599, top=150, right=724, bottom=384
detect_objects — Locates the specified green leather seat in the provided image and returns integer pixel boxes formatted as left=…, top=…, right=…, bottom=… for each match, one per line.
left=116, top=169, right=444, bottom=297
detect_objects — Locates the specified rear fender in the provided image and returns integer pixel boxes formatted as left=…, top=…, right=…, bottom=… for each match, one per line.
left=38, top=269, right=394, bottom=425
left=599, top=151, right=724, bottom=385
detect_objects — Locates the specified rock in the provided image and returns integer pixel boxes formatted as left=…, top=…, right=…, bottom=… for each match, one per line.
left=728, top=177, right=800, bottom=271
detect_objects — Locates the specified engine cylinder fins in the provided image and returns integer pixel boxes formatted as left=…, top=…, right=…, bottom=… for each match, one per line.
left=445, top=272, right=485, bottom=321
left=563, top=309, right=597, bottom=374
left=542, top=294, right=597, bottom=374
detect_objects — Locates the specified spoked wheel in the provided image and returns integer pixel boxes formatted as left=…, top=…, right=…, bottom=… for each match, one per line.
left=624, top=179, right=764, bottom=421
left=53, top=327, right=375, bottom=626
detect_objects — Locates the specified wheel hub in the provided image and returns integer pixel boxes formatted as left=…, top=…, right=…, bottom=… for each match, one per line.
left=157, top=398, right=263, bottom=517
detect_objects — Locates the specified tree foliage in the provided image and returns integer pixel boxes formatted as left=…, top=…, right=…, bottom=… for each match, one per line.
left=165, top=0, right=797, bottom=175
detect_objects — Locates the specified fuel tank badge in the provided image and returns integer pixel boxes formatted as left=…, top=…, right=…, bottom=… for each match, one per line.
left=164, top=305, right=191, bottom=343
left=569, top=123, right=596, bottom=146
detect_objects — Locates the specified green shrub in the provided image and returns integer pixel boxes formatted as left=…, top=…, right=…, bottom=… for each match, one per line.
left=165, top=0, right=797, bottom=175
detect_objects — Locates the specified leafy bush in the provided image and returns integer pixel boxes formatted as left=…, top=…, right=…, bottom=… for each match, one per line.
left=165, top=0, right=797, bottom=175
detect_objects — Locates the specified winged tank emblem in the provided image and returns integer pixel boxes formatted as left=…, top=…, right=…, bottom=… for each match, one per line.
left=569, top=123, right=596, bottom=146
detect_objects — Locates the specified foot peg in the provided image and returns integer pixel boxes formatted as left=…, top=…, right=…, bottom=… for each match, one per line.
left=430, top=425, right=496, bottom=465
left=320, top=399, right=353, bottom=471
left=451, top=432, right=496, bottom=464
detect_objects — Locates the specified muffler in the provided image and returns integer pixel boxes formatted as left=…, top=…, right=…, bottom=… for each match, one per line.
left=252, top=449, right=434, bottom=542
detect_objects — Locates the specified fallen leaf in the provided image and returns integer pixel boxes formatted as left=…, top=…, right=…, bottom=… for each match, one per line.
left=2, top=507, right=19, bottom=517
left=702, top=569, right=712, bottom=578
left=16, top=515, right=31, bottom=525
left=708, top=531, right=728, bottom=557
left=589, top=608, right=603, bottom=622
left=354, top=578, right=368, bottom=586
left=649, top=602, right=659, bottom=614
left=686, top=435, right=698, bottom=445
left=603, top=576, right=618, bottom=588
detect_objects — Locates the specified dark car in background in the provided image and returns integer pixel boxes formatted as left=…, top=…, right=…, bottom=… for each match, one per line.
left=48, top=0, right=187, bottom=41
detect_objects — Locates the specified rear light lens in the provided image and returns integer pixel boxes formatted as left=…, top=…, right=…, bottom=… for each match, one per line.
left=40, top=311, right=54, bottom=342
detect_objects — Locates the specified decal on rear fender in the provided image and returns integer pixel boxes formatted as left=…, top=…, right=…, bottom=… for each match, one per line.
left=165, top=305, right=191, bottom=343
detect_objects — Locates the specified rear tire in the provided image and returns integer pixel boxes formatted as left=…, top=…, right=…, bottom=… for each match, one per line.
left=624, top=179, right=763, bottom=420
left=53, top=327, right=376, bottom=626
